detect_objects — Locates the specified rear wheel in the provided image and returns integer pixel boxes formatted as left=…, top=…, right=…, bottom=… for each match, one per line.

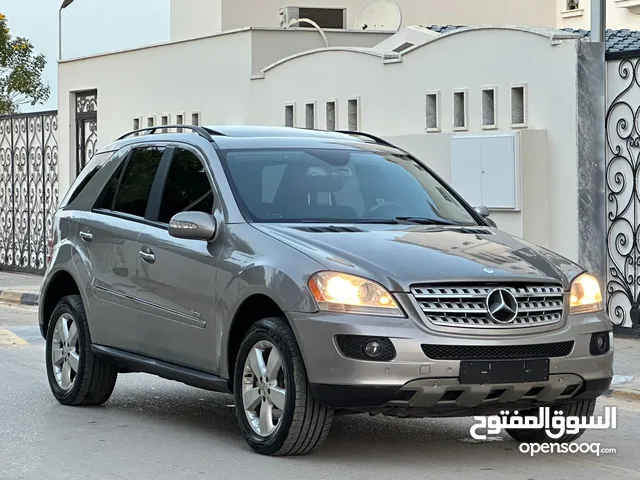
left=505, top=399, right=597, bottom=443
left=233, top=317, right=334, bottom=456
left=45, top=295, right=118, bottom=406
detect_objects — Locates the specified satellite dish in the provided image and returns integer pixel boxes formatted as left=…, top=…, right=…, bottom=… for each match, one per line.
left=355, top=0, right=403, bottom=32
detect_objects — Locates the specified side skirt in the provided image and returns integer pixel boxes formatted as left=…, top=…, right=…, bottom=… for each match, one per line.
left=91, top=345, right=231, bottom=393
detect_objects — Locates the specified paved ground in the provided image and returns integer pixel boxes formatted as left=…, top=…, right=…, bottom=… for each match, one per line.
left=0, top=271, right=41, bottom=294
left=2, top=305, right=640, bottom=480
left=0, top=303, right=39, bottom=328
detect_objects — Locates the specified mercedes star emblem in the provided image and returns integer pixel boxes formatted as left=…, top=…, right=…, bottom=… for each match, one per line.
left=486, top=288, right=519, bottom=323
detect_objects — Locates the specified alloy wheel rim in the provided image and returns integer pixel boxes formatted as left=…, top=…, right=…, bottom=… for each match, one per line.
left=51, top=313, right=80, bottom=391
left=242, top=340, right=287, bottom=437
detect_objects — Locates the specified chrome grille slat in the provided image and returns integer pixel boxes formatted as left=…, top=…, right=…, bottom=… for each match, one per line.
left=411, top=283, right=565, bottom=329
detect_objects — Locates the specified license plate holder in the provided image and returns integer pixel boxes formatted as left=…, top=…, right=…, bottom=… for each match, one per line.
left=459, top=358, right=550, bottom=384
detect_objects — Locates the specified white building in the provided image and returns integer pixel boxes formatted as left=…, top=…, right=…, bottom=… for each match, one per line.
left=167, top=0, right=640, bottom=38
left=169, top=0, right=557, bottom=41
left=558, top=0, right=640, bottom=30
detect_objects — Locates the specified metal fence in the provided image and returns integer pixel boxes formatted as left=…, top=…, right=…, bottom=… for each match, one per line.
left=0, top=111, right=59, bottom=274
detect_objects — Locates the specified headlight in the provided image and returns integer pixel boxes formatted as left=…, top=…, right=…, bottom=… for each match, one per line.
left=308, top=271, right=404, bottom=317
left=570, top=273, right=603, bottom=315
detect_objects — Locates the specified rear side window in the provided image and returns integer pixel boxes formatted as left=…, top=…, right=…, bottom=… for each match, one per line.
left=95, top=147, right=164, bottom=218
left=96, top=163, right=124, bottom=210
left=112, top=147, right=164, bottom=218
left=61, top=151, right=115, bottom=207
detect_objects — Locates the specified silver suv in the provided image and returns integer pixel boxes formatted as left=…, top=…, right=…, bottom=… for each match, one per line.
left=40, top=125, right=613, bottom=456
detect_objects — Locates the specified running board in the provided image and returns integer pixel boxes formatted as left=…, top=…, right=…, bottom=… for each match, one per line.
left=91, top=345, right=231, bottom=393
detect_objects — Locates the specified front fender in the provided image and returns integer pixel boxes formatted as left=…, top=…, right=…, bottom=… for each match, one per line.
left=216, top=264, right=319, bottom=379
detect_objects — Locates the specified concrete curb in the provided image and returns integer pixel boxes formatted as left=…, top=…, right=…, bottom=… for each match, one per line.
left=0, top=290, right=39, bottom=307
left=607, top=387, right=640, bottom=402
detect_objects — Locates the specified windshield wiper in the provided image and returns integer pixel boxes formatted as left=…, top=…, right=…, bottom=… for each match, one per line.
left=296, top=218, right=456, bottom=225
left=300, top=219, right=402, bottom=224
left=394, top=216, right=456, bottom=226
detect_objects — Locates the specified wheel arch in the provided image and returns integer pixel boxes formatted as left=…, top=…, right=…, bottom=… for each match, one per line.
left=223, top=290, right=303, bottom=389
left=39, top=268, right=85, bottom=339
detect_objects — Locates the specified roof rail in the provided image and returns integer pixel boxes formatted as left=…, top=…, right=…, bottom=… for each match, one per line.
left=335, top=130, right=396, bottom=148
left=117, top=125, right=226, bottom=142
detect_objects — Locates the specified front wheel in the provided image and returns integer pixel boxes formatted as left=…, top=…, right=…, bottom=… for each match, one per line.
left=233, top=317, right=334, bottom=456
left=505, top=399, right=597, bottom=443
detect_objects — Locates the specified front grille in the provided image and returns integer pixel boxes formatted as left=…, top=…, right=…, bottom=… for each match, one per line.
left=411, top=283, right=565, bottom=329
left=421, top=341, right=574, bottom=360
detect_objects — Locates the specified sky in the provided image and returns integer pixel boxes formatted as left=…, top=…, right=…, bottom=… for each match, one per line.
left=2, top=0, right=171, bottom=112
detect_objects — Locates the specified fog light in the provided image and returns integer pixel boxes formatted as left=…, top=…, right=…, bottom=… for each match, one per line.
left=589, top=332, right=610, bottom=356
left=335, top=335, right=396, bottom=361
left=363, top=340, right=383, bottom=358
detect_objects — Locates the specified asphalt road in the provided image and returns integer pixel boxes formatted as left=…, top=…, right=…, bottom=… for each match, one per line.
left=2, top=304, right=640, bottom=480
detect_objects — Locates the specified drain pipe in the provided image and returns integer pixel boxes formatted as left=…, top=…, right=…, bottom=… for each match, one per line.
left=591, top=0, right=605, bottom=43
left=287, top=18, right=329, bottom=48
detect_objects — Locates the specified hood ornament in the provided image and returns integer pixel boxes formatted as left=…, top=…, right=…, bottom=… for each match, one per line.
left=483, top=268, right=495, bottom=274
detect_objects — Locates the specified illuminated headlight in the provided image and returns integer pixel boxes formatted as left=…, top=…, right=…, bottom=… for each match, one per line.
left=308, top=271, right=404, bottom=317
left=570, top=273, right=603, bottom=315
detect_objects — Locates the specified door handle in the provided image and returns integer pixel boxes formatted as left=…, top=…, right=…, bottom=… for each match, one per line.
left=139, top=248, right=156, bottom=264
left=79, top=230, right=93, bottom=242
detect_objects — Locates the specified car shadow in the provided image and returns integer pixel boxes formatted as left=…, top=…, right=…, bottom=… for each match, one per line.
left=67, top=374, right=523, bottom=463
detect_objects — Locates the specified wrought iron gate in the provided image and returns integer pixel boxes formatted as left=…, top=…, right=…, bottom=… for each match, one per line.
left=75, top=90, right=97, bottom=173
left=0, top=111, right=59, bottom=273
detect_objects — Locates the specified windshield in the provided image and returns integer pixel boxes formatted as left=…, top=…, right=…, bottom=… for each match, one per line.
left=221, top=147, right=479, bottom=225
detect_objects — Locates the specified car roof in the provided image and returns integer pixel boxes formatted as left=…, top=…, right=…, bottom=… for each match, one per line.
left=100, top=125, right=404, bottom=155
left=206, top=125, right=355, bottom=139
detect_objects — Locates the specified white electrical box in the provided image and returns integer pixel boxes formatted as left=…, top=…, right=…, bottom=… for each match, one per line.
left=279, top=6, right=300, bottom=27
left=450, top=133, right=519, bottom=209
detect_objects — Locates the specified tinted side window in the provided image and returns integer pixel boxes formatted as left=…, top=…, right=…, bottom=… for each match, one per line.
left=112, top=147, right=164, bottom=218
left=96, top=163, right=124, bottom=210
left=61, top=151, right=114, bottom=207
left=158, top=148, right=214, bottom=224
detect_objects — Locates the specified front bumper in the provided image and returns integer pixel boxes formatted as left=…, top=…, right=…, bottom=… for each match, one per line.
left=287, top=295, right=613, bottom=414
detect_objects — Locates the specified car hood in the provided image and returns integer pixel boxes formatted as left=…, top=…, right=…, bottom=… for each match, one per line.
left=252, top=223, right=584, bottom=292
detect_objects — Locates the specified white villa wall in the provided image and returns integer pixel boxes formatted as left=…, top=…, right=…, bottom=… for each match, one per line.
left=249, top=28, right=580, bottom=260
left=249, top=29, right=390, bottom=75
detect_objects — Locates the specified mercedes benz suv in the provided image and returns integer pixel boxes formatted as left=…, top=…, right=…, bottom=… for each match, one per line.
left=40, top=125, right=613, bottom=456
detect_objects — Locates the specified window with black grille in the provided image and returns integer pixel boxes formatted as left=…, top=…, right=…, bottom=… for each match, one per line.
left=298, top=7, right=345, bottom=29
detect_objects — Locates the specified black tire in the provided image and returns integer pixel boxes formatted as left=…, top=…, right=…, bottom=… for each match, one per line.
left=45, top=295, right=118, bottom=406
left=505, top=400, right=597, bottom=443
left=233, top=317, right=334, bottom=456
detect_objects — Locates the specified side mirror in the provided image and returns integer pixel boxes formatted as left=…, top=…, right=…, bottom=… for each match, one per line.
left=168, top=211, right=217, bottom=241
left=474, top=205, right=497, bottom=227
left=474, top=205, right=490, bottom=217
